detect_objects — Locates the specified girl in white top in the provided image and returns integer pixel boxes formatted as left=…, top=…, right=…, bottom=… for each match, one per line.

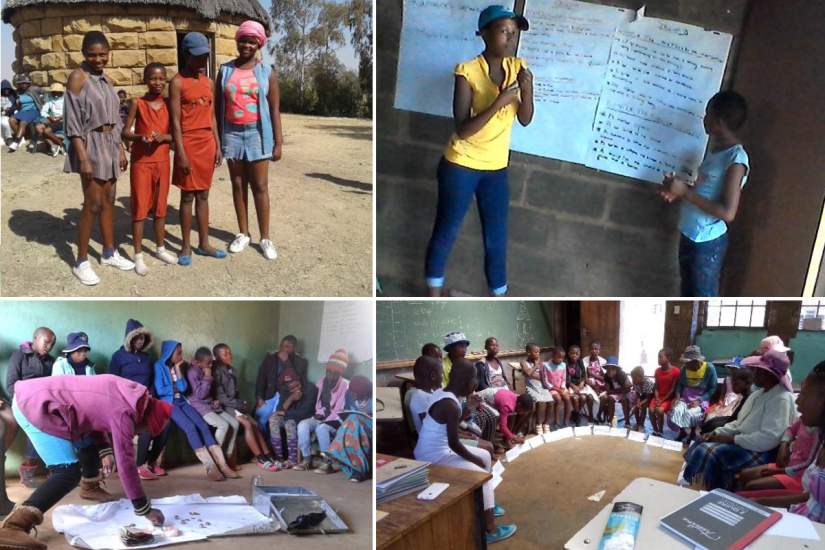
left=413, top=358, right=517, bottom=544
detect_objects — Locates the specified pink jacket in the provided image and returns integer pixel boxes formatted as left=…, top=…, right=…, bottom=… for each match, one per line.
left=784, top=420, right=821, bottom=478
left=314, top=376, right=349, bottom=422
left=14, top=374, right=150, bottom=505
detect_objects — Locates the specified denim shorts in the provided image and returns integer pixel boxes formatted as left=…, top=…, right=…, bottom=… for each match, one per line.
left=221, top=121, right=271, bottom=161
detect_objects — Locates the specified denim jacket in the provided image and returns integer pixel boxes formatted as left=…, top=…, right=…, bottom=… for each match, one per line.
left=215, top=61, right=274, bottom=154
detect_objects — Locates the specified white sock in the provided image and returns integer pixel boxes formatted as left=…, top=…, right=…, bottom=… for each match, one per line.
left=134, top=253, right=148, bottom=276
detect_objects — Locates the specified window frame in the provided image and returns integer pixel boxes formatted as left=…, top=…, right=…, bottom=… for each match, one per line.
left=798, top=299, right=825, bottom=331
left=702, top=299, right=768, bottom=329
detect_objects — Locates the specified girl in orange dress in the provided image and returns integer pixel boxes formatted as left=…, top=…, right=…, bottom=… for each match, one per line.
left=169, top=32, right=225, bottom=265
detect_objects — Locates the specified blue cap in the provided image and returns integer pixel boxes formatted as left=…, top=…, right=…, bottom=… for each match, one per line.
left=478, top=5, right=529, bottom=32
left=182, top=32, right=210, bottom=56
left=605, top=356, right=620, bottom=367
left=63, top=332, right=90, bottom=353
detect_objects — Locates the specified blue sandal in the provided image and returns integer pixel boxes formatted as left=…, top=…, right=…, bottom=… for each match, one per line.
left=194, top=247, right=227, bottom=259
left=178, top=255, right=191, bottom=266
left=492, top=505, right=506, bottom=517
left=486, top=524, right=517, bottom=544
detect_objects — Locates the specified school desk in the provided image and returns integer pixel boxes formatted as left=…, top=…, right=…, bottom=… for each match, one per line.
left=377, top=386, right=404, bottom=421
left=376, top=453, right=490, bottom=550
left=564, top=477, right=825, bottom=549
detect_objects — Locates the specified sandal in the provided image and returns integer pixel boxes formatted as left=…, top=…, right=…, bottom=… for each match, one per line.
left=194, top=247, right=227, bottom=259
left=485, top=524, right=517, bottom=544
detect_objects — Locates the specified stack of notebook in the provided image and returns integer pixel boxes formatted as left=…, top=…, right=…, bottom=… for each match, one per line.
left=376, top=456, right=430, bottom=504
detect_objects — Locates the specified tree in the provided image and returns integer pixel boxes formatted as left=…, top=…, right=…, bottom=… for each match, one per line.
left=269, top=0, right=345, bottom=112
left=345, top=0, right=372, bottom=114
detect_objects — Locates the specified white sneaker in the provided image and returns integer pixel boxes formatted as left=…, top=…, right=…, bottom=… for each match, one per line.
left=229, top=233, right=250, bottom=253
left=676, top=462, right=690, bottom=487
left=134, top=253, right=148, bottom=276
left=50, top=143, right=60, bottom=157
left=72, top=261, right=100, bottom=285
left=156, top=247, right=177, bottom=265
left=101, top=250, right=135, bottom=271
left=7, top=140, right=18, bottom=152
left=260, top=239, right=277, bottom=260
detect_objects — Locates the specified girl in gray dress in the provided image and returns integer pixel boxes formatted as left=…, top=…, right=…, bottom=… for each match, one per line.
left=64, top=31, right=134, bottom=285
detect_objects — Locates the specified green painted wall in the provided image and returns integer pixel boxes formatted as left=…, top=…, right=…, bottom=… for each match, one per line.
left=788, top=332, right=825, bottom=381
left=696, top=329, right=766, bottom=363
left=277, top=301, right=373, bottom=381
left=377, top=301, right=553, bottom=362
left=697, top=328, right=825, bottom=383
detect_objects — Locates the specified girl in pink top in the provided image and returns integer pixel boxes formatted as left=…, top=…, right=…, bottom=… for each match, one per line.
left=738, top=418, right=820, bottom=494
left=542, top=347, right=573, bottom=428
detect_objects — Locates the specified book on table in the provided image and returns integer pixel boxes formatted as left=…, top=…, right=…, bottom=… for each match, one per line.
left=659, top=488, right=782, bottom=550
left=376, top=456, right=430, bottom=504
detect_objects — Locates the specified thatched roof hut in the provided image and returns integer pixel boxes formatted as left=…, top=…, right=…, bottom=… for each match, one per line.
left=2, top=0, right=270, bottom=95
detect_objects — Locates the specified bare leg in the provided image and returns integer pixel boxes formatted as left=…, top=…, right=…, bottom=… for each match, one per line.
left=563, top=394, right=572, bottom=424
left=98, top=179, right=116, bottom=251
left=249, top=160, right=270, bottom=240
left=77, top=178, right=106, bottom=261
left=228, top=159, right=249, bottom=236
left=153, top=216, right=166, bottom=248
left=14, top=120, right=27, bottom=140
left=179, top=191, right=195, bottom=256
left=194, top=190, right=214, bottom=252
left=133, top=219, right=144, bottom=254
left=236, top=416, right=264, bottom=457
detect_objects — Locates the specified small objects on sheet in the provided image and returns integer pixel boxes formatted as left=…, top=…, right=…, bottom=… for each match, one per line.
left=120, top=526, right=155, bottom=546
left=287, top=511, right=327, bottom=533
left=162, top=526, right=182, bottom=537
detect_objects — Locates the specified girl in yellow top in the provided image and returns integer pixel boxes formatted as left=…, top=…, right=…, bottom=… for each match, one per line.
left=425, top=5, right=534, bottom=297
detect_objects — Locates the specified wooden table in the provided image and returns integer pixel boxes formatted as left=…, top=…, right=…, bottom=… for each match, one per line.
left=377, top=386, right=404, bottom=421
left=565, top=477, right=825, bottom=549
left=377, top=453, right=490, bottom=550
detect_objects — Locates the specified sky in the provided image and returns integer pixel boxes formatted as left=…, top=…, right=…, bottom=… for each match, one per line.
left=0, top=0, right=358, bottom=81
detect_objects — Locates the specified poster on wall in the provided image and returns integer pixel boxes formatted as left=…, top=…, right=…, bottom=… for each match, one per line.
left=318, top=301, right=374, bottom=365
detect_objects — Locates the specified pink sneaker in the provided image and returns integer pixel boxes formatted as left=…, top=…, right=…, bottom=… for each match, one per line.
left=149, top=464, right=167, bottom=477
left=138, top=465, right=158, bottom=480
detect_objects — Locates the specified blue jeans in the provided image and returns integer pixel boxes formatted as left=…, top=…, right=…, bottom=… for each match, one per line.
left=255, top=394, right=280, bottom=433
left=425, top=159, right=509, bottom=295
left=679, top=232, right=729, bottom=297
left=297, top=417, right=338, bottom=458
left=171, top=399, right=217, bottom=449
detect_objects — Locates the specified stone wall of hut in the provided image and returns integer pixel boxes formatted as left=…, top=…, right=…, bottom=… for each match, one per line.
left=8, top=4, right=248, bottom=97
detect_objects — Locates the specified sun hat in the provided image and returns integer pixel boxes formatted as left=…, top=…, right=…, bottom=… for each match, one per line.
left=741, top=349, right=790, bottom=384
left=680, top=345, right=705, bottom=362
left=443, top=331, right=470, bottom=350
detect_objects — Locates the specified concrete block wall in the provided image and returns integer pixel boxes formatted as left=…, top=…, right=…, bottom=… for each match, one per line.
left=7, top=4, right=246, bottom=97
left=377, top=0, right=750, bottom=296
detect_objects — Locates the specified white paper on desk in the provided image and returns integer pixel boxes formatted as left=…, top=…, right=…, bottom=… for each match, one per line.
left=574, top=425, right=592, bottom=437
left=593, top=425, right=611, bottom=436
left=646, top=435, right=665, bottom=448
left=526, top=435, right=545, bottom=449
left=627, top=430, right=647, bottom=443
left=492, top=460, right=505, bottom=477
left=763, top=508, right=821, bottom=541
left=52, top=494, right=274, bottom=549
left=505, top=446, right=521, bottom=463
left=608, top=427, right=627, bottom=437
left=661, top=439, right=685, bottom=452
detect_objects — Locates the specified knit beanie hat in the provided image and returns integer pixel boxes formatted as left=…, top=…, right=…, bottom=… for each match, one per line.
left=326, top=348, right=348, bottom=374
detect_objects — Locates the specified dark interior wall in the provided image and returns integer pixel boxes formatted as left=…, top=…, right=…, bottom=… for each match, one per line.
left=723, top=0, right=825, bottom=296
left=377, top=0, right=750, bottom=297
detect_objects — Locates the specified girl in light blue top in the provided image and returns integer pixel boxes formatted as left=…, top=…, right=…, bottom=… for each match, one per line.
left=660, top=91, right=749, bottom=297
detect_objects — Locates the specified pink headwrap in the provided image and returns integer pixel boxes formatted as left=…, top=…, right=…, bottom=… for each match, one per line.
left=236, top=20, right=267, bottom=47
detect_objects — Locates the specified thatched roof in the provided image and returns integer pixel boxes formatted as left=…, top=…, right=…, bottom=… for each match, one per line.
left=2, top=0, right=270, bottom=30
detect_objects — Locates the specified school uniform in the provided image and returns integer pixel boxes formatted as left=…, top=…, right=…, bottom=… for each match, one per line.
left=172, top=74, right=216, bottom=191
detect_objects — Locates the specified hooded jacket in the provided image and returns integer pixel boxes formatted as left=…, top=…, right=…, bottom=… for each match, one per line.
left=6, top=341, right=55, bottom=399
left=186, top=363, right=217, bottom=416
left=153, top=340, right=187, bottom=403
left=109, top=319, right=154, bottom=390
left=212, top=363, right=246, bottom=413
left=51, top=355, right=96, bottom=376
left=14, top=374, right=159, bottom=515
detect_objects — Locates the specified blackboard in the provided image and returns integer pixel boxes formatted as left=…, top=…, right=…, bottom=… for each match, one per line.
left=377, top=301, right=553, bottom=361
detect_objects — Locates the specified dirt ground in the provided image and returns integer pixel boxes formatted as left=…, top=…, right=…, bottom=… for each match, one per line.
left=0, top=114, right=372, bottom=297
left=5, top=460, right=373, bottom=549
